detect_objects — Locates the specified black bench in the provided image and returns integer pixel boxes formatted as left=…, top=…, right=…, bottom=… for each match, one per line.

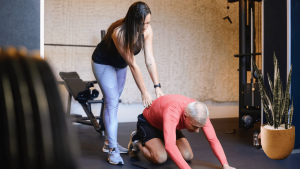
left=58, top=72, right=121, bottom=135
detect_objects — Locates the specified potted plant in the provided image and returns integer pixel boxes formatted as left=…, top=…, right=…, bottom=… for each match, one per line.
left=253, top=53, right=295, bottom=160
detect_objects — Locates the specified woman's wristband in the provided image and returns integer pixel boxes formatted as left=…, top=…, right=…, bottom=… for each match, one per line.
left=154, top=83, right=161, bottom=88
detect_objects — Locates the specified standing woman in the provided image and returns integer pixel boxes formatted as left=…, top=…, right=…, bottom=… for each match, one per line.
left=91, top=1, right=164, bottom=165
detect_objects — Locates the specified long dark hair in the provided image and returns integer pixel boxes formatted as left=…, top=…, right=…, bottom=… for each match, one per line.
left=103, top=1, right=151, bottom=55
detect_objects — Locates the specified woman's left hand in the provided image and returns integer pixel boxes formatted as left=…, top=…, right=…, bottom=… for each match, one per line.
left=155, top=88, right=164, bottom=98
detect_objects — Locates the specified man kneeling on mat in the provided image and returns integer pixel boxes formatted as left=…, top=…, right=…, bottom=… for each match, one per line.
left=128, top=94, right=235, bottom=169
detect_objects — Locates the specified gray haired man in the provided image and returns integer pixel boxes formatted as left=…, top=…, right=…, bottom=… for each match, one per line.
left=128, top=94, right=235, bottom=169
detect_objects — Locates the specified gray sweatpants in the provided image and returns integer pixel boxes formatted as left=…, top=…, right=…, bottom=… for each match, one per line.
left=91, top=60, right=127, bottom=149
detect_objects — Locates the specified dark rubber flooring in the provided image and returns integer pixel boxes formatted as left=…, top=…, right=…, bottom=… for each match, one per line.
left=74, top=118, right=300, bottom=169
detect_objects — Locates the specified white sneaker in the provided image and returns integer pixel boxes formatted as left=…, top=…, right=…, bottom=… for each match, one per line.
left=102, top=141, right=128, bottom=154
left=128, top=131, right=140, bottom=157
left=108, top=148, right=124, bottom=165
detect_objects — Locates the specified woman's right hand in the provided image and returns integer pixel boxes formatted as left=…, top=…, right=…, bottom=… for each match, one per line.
left=141, top=91, right=153, bottom=108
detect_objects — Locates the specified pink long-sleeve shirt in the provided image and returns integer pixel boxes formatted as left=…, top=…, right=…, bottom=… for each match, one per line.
left=143, top=94, right=228, bottom=169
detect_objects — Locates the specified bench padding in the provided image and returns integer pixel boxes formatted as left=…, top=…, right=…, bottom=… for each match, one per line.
left=59, top=72, right=98, bottom=103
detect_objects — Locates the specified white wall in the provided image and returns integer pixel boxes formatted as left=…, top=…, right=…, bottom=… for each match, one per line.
left=59, top=86, right=238, bottom=122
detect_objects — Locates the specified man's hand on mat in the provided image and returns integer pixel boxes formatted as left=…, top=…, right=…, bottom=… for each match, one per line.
left=155, top=88, right=164, bottom=98
left=142, top=91, right=153, bottom=108
left=223, top=164, right=236, bottom=169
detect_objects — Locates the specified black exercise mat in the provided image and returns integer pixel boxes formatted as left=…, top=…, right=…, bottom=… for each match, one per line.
left=132, top=156, right=222, bottom=169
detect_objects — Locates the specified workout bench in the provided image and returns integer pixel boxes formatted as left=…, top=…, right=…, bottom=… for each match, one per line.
left=58, top=72, right=121, bottom=136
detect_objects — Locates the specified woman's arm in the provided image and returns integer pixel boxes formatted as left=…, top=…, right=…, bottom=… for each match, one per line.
left=143, top=25, right=164, bottom=98
left=112, top=28, right=153, bottom=107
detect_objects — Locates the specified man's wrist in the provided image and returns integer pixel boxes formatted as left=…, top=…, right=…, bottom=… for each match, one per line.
left=222, top=164, right=229, bottom=168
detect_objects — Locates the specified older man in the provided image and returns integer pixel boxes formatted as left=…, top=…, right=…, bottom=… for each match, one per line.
left=128, top=94, right=235, bottom=169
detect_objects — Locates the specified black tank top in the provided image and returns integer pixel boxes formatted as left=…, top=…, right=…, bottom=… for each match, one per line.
left=92, top=35, right=143, bottom=68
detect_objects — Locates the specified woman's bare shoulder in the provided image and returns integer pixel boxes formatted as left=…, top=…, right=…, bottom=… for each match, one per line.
left=143, top=24, right=153, bottom=40
left=112, top=26, right=122, bottom=39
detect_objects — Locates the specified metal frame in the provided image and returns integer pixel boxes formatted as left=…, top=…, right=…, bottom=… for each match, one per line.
left=234, top=0, right=262, bottom=128
left=58, top=80, right=121, bottom=136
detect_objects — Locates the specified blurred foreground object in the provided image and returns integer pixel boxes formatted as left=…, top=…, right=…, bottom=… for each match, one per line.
left=0, top=47, right=79, bottom=169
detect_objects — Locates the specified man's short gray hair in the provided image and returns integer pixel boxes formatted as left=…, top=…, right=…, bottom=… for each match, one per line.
left=184, top=102, right=209, bottom=125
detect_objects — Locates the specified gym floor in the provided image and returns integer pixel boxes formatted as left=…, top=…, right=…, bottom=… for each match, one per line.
left=74, top=118, right=300, bottom=169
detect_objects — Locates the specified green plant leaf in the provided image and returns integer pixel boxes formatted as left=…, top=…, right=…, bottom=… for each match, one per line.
left=285, top=111, right=289, bottom=129
left=273, top=53, right=278, bottom=89
left=252, top=61, right=273, bottom=126
left=273, top=69, right=280, bottom=129
left=284, top=96, right=290, bottom=127
left=267, top=73, right=274, bottom=95
left=278, top=79, right=282, bottom=125
left=279, top=82, right=285, bottom=125
left=277, top=71, right=282, bottom=127
left=286, top=64, right=293, bottom=100
left=283, top=64, right=292, bottom=127
left=290, top=97, right=294, bottom=128
left=262, top=97, right=273, bottom=126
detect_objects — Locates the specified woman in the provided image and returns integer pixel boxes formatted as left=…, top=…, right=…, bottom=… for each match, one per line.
left=91, top=1, right=164, bottom=165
